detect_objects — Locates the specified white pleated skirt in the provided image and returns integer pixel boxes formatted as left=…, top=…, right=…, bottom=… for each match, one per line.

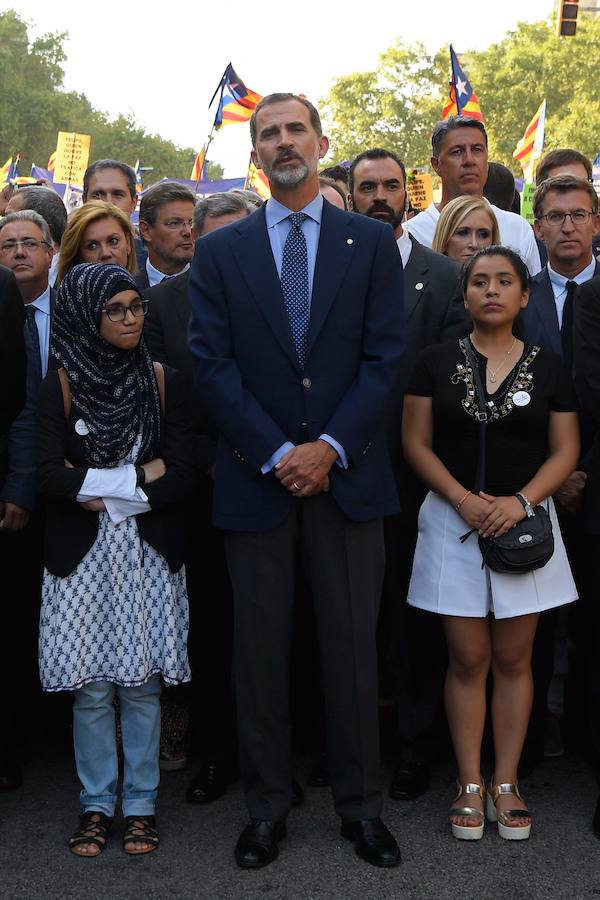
left=407, top=492, right=577, bottom=619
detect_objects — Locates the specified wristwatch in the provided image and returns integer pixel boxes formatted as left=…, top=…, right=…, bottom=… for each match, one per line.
left=515, top=492, right=534, bottom=518
left=135, top=465, right=146, bottom=488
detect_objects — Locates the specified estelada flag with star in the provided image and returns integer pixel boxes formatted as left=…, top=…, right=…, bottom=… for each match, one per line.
left=212, top=64, right=262, bottom=130
left=441, top=45, right=484, bottom=123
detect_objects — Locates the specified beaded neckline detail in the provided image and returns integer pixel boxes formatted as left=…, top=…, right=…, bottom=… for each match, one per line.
left=451, top=338, right=541, bottom=422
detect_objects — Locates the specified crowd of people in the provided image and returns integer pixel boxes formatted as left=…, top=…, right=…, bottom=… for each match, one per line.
left=1, top=92, right=600, bottom=870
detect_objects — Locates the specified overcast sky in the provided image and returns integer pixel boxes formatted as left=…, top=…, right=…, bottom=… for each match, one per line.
left=9, top=0, right=555, bottom=175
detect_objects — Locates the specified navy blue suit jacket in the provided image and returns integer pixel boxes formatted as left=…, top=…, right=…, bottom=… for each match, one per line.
left=188, top=200, right=405, bottom=531
left=522, top=261, right=600, bottom=354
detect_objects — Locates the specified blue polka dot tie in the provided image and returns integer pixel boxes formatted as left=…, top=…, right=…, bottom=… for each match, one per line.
left=280, top=212, right=310, bottom=368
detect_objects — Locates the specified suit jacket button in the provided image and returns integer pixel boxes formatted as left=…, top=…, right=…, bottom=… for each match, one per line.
left=302, top=377, right=312, bottom=388
left=301, top=422, right=308, bottom=429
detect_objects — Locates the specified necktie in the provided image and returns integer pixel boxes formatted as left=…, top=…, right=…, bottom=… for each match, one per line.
left=24, top=304, right=43, bottom=381
left=561, top=280, right=577, bottom=375
left=280, top=212, right=310, bottom=368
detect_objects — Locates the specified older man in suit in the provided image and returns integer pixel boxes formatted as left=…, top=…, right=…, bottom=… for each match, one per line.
left=349, top=148, right=467, bottom=800
left=0, top=210, right=55, bottom=789
left=188, top=94, right=405, bottom=869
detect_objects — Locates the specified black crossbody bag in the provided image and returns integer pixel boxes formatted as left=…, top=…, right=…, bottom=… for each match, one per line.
left=460, top=338, right=554, bottom=574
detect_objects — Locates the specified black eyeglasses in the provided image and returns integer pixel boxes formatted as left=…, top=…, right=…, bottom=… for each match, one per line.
left=103, top=299, right=149, bottom=322
left=538, top=210, right=594, bottom=227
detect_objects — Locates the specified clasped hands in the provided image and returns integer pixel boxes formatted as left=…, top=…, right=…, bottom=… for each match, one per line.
left=458, top=491, right=526, bottom=538
left=275, top=440, right=337, bottom=498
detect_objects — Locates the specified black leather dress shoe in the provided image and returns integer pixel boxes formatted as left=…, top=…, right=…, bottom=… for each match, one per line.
left=389, top=759, right=430, bottom=801
left=341, top=817, right=401, bottom=868
left=291, top=777, right=304, bottom=807
left=307, top=753, right=330, bottom=787
left=186, top=761, right=237, bottom=804
left=235, top=819, right=286, bottom=869
left=593, top=795, right=600, bottom=839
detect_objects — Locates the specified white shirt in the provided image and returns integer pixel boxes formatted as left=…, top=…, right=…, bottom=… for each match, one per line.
left=145, top=258, right=190, bottom=288
left=406, top=200, right=542, bottom=276
left=28, top=286, right=51, bottom=377
left=396, top=229, right=413, bottom=268
left=547, top=258, right=597, bottom=327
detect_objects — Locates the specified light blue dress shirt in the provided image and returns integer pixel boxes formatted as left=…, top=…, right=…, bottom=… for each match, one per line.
left=547, top=258, right=597, bottom=327
left=261, top=193, right=347, bottom=474
left=29, top=286, right=51, bottom=378
left=146, top=258, right=190, bottom=288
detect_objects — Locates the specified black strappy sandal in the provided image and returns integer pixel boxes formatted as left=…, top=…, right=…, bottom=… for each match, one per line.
left=68, top=811, right=113, bottom=857
left=122, top=815, right=160, bottom=855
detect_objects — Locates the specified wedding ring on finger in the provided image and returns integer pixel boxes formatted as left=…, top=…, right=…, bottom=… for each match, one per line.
left=292, top=481, right=301, bottom=492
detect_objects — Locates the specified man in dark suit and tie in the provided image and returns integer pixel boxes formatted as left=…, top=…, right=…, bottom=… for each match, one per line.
left=188, top=94, right=405, bottom=869
left=522, top=173, right=600, bottom=765
left=0, top=210, right=55, bottom=789
left=0, top=266, right=26, bottom=438
left=136, top=182, right=196, bottom=290
left=349, top=148, right=467, bottom=800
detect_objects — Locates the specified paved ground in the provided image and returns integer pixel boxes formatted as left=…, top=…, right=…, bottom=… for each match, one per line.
left=1, top=726, right=600, bottom=900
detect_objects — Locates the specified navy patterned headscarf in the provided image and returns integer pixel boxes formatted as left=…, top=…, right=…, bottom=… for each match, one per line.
left=51, top=263, right=161, bottom=466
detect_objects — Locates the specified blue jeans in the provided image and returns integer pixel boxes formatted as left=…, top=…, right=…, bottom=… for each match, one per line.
left=73, top=675, right=161, bottom=817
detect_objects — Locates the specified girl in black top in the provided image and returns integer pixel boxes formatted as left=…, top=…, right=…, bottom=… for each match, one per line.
left=402, top=247, right=579, bottom=841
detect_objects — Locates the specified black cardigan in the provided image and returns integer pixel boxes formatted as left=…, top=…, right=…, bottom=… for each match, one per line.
left=38, top=365, right=197, bottom=576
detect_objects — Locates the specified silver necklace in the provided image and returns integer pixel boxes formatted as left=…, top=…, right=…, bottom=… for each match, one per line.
left=482, top=338, right=517, bottom=383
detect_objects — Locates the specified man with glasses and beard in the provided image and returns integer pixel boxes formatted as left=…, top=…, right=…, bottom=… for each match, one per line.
left=349, top=147, right=467, bottom=803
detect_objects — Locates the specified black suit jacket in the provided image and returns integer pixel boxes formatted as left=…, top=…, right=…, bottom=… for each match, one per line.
left=0, top=266, right=26, bottom=436
left=37, top=365, right=196, bottom=576
left=389, top=236, right=467, bottom=516
left=134, top=266, right=150, bottom=291
left=574, top=274, right=600, bottom=532
left=143, top=271, right=216, bottom=472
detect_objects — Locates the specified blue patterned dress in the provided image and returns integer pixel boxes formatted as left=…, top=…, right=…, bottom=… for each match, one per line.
left=39, top=440, right=191, bottom=692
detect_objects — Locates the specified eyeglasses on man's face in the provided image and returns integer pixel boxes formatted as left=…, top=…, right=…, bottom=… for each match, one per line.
left=0, top=238, right=52, bottom=254
left=538, top=209, right=595, bottom=227
left=102, top=299, right=149, bottom=322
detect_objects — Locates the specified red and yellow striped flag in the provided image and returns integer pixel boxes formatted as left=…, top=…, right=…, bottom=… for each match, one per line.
left=47, top=151, right=56, bottom=172
left=245, top=160, right=270, bottom=201
left=441, top=46, right=484, bottom=123
left=190, top=146, right=207, bottom=182
left=513, top=100, right=546, bottom=181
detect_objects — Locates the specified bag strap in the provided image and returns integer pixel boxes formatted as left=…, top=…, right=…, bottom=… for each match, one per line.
left=153, top=362, right=165, bottom=415
left=57, top=367, right=71, bottom=421
left=463, top=337, right=487, bottom=495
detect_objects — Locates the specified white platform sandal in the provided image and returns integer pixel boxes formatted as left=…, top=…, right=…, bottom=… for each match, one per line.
left=449, top=782, right=485, bottom=840
left=486, top=781, right=532, bottom=840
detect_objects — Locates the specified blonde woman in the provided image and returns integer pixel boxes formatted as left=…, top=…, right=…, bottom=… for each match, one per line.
left=433, top=196, right=500, bottom=263
left=57, top=201, right=137, bottom=284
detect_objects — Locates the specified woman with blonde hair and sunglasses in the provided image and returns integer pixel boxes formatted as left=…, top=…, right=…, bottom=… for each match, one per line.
left=57, top=201, right=137, bottom=284
left=433, top=196, right=500, bottom=264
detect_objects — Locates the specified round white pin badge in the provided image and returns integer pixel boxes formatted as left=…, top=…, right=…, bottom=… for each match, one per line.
left=512, top=391, right=530, bottom=407
left=75, top=419, right=89, bottom=436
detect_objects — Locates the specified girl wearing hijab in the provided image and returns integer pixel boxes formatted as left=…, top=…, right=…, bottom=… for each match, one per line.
left=37, top=263, right=195, bottom=857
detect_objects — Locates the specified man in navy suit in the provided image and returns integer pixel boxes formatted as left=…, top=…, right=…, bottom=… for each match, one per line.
left=522, top=173, right=600, bottom=766
left=188, top=94, right=405, bottom=869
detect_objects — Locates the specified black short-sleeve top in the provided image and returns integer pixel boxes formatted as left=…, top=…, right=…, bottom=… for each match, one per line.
left=406, top=339, right=577, bottom=496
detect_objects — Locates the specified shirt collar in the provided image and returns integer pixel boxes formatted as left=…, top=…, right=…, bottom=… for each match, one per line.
left=547, top=257, right=596, bottom=291
left=146, top=257, right=190, bottom=284
left=396, top=229, right=412, bottom=268
left=265, top=192, right=324, bottom=229
left=30, top=285, right=51, bottom=314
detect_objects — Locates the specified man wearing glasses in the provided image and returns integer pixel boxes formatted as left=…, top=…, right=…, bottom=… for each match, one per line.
left=521, top=173, right=600, bottom=773
left=136, top=182, right=196, bottom=289
left=0, top=209, right=55, bottom=791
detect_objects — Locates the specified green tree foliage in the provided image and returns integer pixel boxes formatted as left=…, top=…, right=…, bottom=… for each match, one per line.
left=0, top=9, right=215, bottom=182
left=321, top=14, right=600, bottom=175
left=320, top=41, right=447, bottom=168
